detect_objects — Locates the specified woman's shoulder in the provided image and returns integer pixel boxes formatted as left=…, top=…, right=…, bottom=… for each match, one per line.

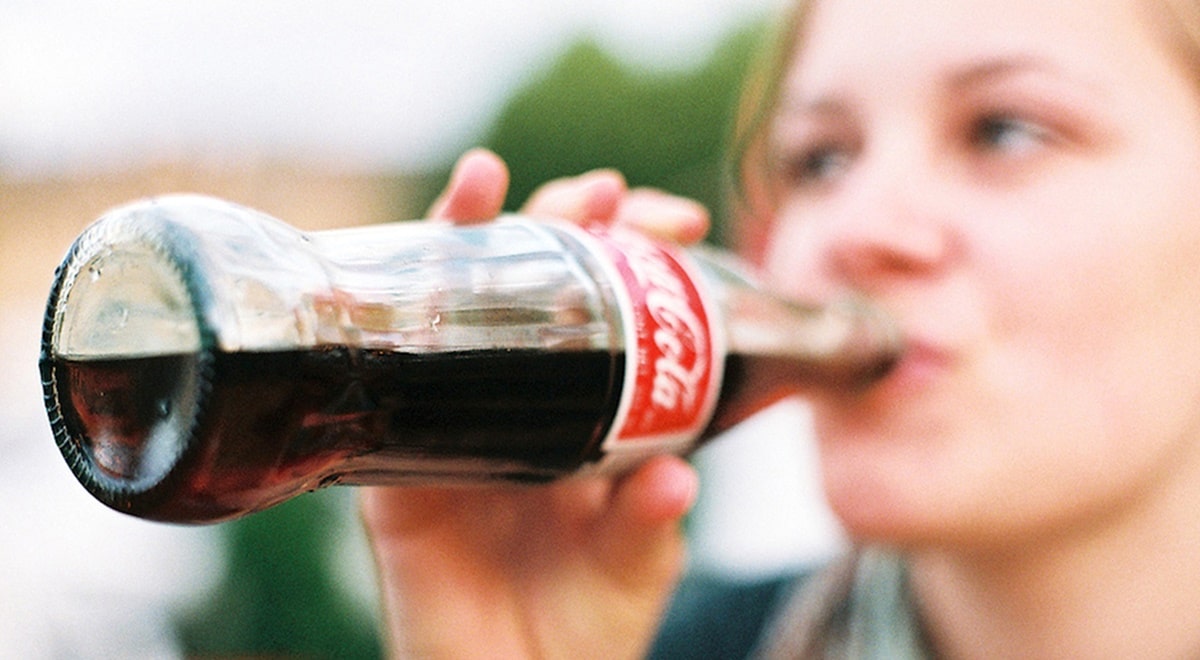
left=647, top=566, right=818, bottom=660
left=649, top=549, right=930, bottom=659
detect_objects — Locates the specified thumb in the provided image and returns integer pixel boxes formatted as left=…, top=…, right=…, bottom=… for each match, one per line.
left=594, top=455, right=699, bottom=591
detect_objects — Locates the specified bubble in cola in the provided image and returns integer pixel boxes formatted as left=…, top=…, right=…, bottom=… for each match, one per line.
left=40, top=195, right=900, bottom=524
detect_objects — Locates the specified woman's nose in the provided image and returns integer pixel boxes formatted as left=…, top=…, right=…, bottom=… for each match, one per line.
left=825, top=203, right=950, bottom=284
left=764, top=167, right=955, bottom=296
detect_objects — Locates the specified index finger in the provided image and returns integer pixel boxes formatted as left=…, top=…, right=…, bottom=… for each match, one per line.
left=427, top=148, right=511, bottom=223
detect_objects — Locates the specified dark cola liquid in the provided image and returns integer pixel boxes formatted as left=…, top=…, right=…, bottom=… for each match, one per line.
left=50, top=348, right=622, bottom=522
left=48, top=346, right=812, bottom=523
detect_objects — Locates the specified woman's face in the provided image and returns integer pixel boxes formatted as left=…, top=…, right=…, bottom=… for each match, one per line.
left=764, top=0, right=1200, bottom=548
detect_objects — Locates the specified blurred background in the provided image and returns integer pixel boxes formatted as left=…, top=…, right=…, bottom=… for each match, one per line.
left=0, top=1, right=846, bottom=657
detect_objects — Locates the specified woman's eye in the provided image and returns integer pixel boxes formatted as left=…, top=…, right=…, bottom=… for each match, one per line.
left=778, top=144, right=853, bottom=187
left=971, top=114, right=1053, bottom=154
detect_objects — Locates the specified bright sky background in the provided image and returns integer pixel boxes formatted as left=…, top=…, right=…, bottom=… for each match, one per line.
left=0, top=0, right=786, bottom=178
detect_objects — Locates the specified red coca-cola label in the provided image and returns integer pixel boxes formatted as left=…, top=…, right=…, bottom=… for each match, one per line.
left=577, top=224, right=725, bottom=459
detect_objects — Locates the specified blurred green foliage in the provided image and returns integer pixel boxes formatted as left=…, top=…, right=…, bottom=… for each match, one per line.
left=174, top=19, right=764, bottom=660
left=484, top=24, right=764, bottom=244
left=175, top=492, right=381, bottom=659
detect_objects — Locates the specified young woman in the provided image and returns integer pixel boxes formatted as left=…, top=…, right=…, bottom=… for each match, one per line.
left=361, top=0, right=1200, bottom=656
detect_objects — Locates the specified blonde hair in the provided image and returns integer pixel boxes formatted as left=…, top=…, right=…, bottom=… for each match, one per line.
left=725, top=1, right=811, bottom=254
left=1154, top=0, right=1200, bottom=80
left=1160, top=0, right=1200, bottom=45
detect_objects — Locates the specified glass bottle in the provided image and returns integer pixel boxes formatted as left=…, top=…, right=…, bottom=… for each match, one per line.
left=40, top=194, right=898, bottom=523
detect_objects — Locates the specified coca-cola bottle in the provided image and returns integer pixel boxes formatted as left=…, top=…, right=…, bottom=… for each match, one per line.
left=40, top=194, right=898, bottom=524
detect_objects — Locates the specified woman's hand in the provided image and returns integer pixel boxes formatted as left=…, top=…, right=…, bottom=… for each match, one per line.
left=428, top=148, right=710, bottom=241
left=360, top=149, right=710, bottom=659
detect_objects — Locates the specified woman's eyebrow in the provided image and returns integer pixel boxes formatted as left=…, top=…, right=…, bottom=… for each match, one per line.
left=775, top=94, right=852, bottom=121
left=945, top=55, right=1106, bottom=97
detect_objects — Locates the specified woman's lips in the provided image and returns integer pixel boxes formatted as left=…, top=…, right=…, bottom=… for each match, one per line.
left=870, top=336, right=953, bottom=395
